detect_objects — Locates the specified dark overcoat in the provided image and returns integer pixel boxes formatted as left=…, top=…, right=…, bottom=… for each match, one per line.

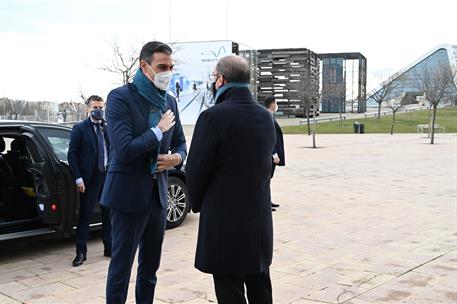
left=186, top=87, right=276, bottom=275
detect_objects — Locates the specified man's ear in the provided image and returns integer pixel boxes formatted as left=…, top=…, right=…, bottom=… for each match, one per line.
left=139, top=60, right=148, bottom=73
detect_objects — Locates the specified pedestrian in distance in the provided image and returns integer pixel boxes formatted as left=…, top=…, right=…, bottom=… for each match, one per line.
left=264, top=95, right=285, bottom=211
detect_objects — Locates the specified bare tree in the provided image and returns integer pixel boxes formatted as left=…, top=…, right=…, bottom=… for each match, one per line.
left=417, top=64, right=457, bottom=144
left=99, top=39, right=139, bottom=85
left=59, top=101, right=86, bottom=122
left=387, top=94, right=404, bottom=135
left=9, top=99, right=27, bottom=120
left=303, top=94, right=312, bottom=135
left=310, top=95, right=320, bottom=148
left=0, top=98, right=11, bottom=118
left=368, top=75, right=399, bottom=121
left=79, top=85, right=87, bottom=103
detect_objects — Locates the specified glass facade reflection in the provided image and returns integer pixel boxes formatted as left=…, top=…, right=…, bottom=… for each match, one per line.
left=368, top=45, right=457, bottom=106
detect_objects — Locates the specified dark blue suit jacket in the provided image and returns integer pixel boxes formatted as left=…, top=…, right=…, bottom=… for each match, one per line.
left=273, top=118, right=285, bottom=166
left=100, top=83, right=187, bottom=213
left=67, top=118, right=110, bottom=186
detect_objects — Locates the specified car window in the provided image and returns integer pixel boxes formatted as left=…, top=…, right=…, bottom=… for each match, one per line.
left=36, top=127, right=71, bottom=162
left=0, top=135, right=44, bottom=163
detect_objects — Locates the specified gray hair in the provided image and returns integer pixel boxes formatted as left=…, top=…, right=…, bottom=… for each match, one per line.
left=215, top=55, right=250, bottom=83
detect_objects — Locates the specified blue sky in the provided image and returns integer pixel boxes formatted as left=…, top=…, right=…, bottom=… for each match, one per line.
left=1, top=0, right=456, bottom=102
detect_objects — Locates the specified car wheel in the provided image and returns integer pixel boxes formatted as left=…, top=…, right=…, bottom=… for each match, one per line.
left=166, top=176, right=189, bottom=229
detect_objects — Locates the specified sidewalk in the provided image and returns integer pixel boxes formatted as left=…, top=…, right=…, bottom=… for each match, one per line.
left=0, top=134, right=456, bottom=303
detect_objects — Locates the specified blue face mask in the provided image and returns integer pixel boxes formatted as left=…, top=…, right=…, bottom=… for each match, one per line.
left=90, top=109, right=104, bottom=121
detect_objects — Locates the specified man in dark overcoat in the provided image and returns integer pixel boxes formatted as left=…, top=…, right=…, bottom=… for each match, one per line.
left=187, top=55, right=276, bottom=304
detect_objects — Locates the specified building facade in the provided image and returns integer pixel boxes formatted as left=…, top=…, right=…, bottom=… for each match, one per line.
left=368, top=44, right=457, bottom=106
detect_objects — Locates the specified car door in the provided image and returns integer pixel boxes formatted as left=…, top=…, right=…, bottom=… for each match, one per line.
left=21, top=127, right=77, bottom=235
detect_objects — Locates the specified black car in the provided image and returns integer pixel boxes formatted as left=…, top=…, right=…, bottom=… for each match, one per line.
left=0, top=121, right=189, bottom=241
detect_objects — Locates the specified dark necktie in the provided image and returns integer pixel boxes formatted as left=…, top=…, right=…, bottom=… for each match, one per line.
left=95, top=123, right=105, bottom=171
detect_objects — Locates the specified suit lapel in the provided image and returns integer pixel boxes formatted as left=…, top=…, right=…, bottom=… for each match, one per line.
left=129, top=83, right=151, bottom=126
left=85, top=118, right=97, bottom=153
left=164, top=96, right=171, bottom=112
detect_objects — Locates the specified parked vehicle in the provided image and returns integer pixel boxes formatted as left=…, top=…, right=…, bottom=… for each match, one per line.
left=0, top=121, right=189, bottom=241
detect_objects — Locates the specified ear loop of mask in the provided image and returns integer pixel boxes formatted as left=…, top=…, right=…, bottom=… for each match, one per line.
left=144, top=63, right=155, bottom=83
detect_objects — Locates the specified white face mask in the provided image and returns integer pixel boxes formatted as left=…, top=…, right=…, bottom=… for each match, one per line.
left=152, top=70, right=172, bottom=91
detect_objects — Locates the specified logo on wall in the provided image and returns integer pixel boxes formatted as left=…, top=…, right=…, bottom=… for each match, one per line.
left=201, top=46, right=227, bottom=62
left=171, top=41, right=233, bottom=125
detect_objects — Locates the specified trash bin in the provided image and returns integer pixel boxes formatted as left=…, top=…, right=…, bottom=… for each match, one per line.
left=353, top=122, right=365, bottom=134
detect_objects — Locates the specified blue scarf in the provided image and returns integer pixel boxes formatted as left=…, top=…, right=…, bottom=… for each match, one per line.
left=215, top=82, right=250, bottom=104
left=133, top=69, right=167, bottom=174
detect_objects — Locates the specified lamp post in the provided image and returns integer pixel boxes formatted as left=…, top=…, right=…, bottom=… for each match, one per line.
left=169, top=0, right=172, bottom=43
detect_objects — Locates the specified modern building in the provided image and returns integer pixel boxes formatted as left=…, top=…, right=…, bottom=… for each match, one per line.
left=254, top=48, right=320, bottom=117
left=239, top=49, right=258, bottom=100
left=319, top=53, right=367, bottom=113
left=368, top=44, right=457, bottom=106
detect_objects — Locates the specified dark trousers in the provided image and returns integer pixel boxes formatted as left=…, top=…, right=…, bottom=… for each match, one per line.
left=75, top=171, right=111, bottom=254
left=271, top=164, right=276, bottom=178
left=213, top=270, right=272, bottom=304
left=106, top=185, right=166, bottom=304
left=270, top=164, right=276, bottom=205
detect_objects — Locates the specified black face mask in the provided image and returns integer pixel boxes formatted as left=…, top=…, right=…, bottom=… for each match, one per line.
left=91, top=109, right=104, bottom=121
left=211, top=81, right=217, bottom=98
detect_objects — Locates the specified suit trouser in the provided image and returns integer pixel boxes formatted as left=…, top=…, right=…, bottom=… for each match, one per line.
left=270, top=164, right=276, bottom=206
left=106, top=183, right=166, bottom=304
left=75, top=171, right=111, bottom=254
left=212, top=269, right=272, bottom=304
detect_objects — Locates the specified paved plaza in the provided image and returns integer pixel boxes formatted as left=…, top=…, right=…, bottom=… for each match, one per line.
left=0, top=134, right=456, bottom=304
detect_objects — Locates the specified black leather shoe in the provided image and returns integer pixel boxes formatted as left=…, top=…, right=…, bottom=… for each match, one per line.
left=272, top=208, right=277, bottom=212
left=72, top=253, right=86, bottom=267
left=271, top=203, right=280, bottom=208
left=104, top=248, right=111, bottom=257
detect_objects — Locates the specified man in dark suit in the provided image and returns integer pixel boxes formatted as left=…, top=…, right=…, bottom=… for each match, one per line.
left=264, top=96, right=286, bottom=211
left=187, top=55, right=276, bottom=304
left=67, top=95, right=112, bottom=267
left=100, top=41, right=187, bottom=304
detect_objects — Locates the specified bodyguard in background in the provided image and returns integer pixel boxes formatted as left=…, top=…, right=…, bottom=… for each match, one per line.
left=67, top=95, right=112, bottom=267
left=187, top=55, right=276, bottom=304
left=101, top=41, right=187, bottom=304
left=264, top=96, right=286, bottom=211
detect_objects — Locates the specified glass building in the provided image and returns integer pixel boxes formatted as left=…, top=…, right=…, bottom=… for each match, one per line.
left=368, top=44, right=457, bottom=106
left=319, top=53, right=367, bottom=113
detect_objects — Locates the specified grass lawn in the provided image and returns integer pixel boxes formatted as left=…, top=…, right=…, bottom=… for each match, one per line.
left=282, top=106, right=457, bottom=134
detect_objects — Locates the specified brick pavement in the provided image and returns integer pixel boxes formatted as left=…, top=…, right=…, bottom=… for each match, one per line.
left=0, top=134, right=456, bottom=303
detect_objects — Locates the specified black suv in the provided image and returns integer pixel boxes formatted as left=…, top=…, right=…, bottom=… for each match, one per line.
left=0, top=121, right=189, bottom=241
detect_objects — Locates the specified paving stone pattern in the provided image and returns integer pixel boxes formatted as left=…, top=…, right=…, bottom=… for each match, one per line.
left=0, top=134, right=456, bottom=303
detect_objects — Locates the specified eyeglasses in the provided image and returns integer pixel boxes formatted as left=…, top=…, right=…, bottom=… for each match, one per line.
left=210, top=73, right=221, bottom=82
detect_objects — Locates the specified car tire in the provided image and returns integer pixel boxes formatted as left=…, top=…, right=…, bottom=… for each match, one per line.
left=166, top=176, right=189, bottom=229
